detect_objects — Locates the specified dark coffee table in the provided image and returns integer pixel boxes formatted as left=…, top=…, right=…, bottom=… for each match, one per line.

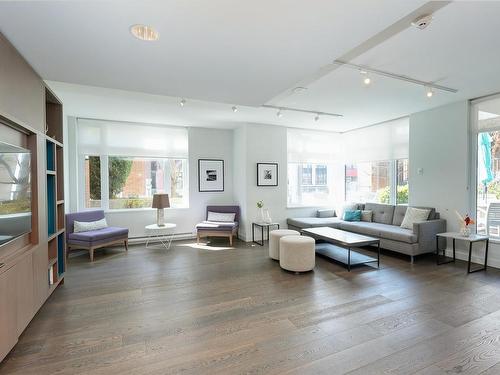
left=301, top=227, right=380, bottom=271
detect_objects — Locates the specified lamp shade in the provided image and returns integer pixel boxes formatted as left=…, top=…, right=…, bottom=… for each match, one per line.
left=152, top=193, right=170, bottom=209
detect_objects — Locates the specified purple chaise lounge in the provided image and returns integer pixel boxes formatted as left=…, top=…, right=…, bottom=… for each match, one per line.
left=196, top=205, right=240, bottom=246
left=65, top=210, right=129, bottom=262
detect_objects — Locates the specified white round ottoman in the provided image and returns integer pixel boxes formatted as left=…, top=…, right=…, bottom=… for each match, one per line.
left=279, top=235, right=315, bottom=272
left=269, top=229, right=300, bottom=260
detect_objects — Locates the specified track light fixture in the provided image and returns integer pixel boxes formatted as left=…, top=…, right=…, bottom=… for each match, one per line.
left=277, top=109, right=283, bottom=118
left=426, top=87, right=434, bottom=98
left=232, top=106, right=238, bottom=113
left=314, top=114, right=320, bottom=122
left=180, top=98, right=186, bottom=107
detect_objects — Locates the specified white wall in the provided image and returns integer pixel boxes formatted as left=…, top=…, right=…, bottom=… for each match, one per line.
left=409, top=100, right=499, bottom=267
left=235, top=123, right=323, bottom=240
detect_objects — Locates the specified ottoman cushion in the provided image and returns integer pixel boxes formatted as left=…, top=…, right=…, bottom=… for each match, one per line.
left=269, top=229, right=300, bottom=260
left=279, top=235, right=315, bottom=272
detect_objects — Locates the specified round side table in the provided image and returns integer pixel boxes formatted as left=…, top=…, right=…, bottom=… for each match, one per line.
left=145, top=223, right=176, bottom=249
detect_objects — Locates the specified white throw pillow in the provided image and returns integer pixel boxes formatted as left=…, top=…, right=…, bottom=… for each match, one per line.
left=361, top=210, right=373, bottom=222
left=400, top=207, right=431, bottom=230
left=74, top=218, right=108, bottom=233
left=207, top=211, right=236, bottom=222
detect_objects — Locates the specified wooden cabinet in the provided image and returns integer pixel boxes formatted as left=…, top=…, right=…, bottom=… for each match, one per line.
left=16, top=253, right=34, bottom=335
left=0, top=265, right=18, bottom=361
left=32, top=244, right=50, bottom=312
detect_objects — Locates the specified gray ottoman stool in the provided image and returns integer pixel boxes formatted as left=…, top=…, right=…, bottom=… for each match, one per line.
left=279, top=235, right=315, bottom=272
left=269, top=229, right=300, bottom=260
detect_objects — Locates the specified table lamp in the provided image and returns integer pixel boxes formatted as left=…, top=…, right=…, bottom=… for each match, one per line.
left=152, top=193, right=170, bottom=226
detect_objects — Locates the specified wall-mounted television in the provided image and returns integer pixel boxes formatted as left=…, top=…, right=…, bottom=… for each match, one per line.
left=0, top=142, right=31, bottom=246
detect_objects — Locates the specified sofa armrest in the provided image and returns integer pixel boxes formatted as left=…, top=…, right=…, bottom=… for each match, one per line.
left=413, top=219, right=447, bottom=252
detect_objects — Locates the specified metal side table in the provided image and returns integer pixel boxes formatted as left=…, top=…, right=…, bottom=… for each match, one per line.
left=436, top=232, right=489, bottom=273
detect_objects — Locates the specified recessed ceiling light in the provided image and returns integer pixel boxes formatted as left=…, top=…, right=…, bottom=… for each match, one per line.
left=360, top=70, right=371, bottom=85
left=180, top=98, right=186, bottom=107
left=411, top=14, right=433, bottom=30
left=292, top=86, right=308, bottom=94
left=130, top=24, right=160, bottom=41
left=426, top=87, right=434, bottom=98
left=232, top=106, right=238, bottom=113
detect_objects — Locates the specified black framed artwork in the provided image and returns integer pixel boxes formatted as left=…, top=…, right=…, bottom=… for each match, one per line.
left=198, top=159, right=224, bottom=192
left=257, top=163, right=278, bottom=186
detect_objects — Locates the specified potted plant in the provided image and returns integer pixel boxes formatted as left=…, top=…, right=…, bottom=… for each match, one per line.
left=257, top=200, right=272, bottom=223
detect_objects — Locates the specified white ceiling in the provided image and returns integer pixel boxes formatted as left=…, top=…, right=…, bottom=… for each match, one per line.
left=1, top=1, right=500, bottom=132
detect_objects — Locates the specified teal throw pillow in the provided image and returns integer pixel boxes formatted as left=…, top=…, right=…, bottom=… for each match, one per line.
left=343, top=210, right=361, bottom=222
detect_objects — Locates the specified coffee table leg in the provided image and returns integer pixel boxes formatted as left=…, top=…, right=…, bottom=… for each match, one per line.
left=348, top=248, right=351, bottom=272
left=377, top=242, right=380, bottom=268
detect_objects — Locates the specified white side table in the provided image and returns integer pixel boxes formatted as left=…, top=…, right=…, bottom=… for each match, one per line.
left=145, top=223, right=176, bottom=249
left=436, top=232, right=489, bottom=273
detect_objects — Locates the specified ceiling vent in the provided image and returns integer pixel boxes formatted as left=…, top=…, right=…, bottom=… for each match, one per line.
left=411, top=14, right=433, bottom=30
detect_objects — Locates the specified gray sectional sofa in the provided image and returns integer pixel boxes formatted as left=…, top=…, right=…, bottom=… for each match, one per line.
left=287, top=203, right=446, bottom=262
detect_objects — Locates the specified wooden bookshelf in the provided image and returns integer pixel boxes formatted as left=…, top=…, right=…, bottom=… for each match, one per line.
left=44, top=86, right=65, bottom=291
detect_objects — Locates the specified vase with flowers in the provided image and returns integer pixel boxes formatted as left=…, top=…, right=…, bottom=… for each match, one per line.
left=455, top=211, right=475, bottom=237
left=256, top=200, right=272, bottom=223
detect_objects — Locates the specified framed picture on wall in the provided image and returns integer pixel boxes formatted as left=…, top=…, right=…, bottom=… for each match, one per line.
left=198, top=159, right=224, bottom=192
left=257, top=163, right=278, bottom=186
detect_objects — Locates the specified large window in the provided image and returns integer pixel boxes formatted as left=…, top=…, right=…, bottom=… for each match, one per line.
left=345, top=159, right=409, bottom=204
left=473, top=96, right=500, bottom=238
left=288, top=163, right=339, bottom=206
left=287, top=129, right=343, bottom=207
left=78, top=119, right=189, bottom=210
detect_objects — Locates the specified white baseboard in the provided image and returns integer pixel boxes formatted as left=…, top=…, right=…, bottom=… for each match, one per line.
left=444, top=247, right=499, bottom=269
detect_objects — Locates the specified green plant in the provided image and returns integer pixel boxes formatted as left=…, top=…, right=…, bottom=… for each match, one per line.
left=89, top=157, right=133, bottom=199
left=376, top=185, right=409, bottom=204
left=256, top=200, right=264, bottom=209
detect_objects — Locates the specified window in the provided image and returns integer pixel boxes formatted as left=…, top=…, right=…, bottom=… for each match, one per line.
left=288, top=163, right=336, bottom=206
left=345, top=159, right=409, bottom=204
left=77, top=119, right=189, bottom=210
left=476, top=130, right=500, bottom=237
left=287, top=128, right=343, bottom=207
left=473, top=96, right=500, bottom=238
left=108, top=157, right=187, bottom=209
left=396, top=159, right=409, bottom=204
left=84, top=155, right=101, bottom=208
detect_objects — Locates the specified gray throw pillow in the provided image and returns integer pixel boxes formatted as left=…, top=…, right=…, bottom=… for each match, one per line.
left=361, top=210, right=373, bottom=222
left=317, top=209, right=335, bottom=218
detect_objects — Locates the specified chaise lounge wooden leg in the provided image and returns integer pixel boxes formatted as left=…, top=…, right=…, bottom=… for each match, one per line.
left=229, top=234, right=233, bottom=247
left=89, top=248, right=94, bottom=262
left=124, top=239, right=128, bottom=251
left=197, top=233, right=200, bottom=244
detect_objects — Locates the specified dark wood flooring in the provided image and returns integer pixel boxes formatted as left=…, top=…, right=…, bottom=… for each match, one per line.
left=1, top=239, right=500, bottom=374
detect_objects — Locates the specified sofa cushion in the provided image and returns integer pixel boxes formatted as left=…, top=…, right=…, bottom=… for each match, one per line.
left=317, top=209, right=335, bottom=218
left=196, top=221, right=238, bottom=231
left=68, top=227, right=128, bottom=242
left=339, top=221, right=417, bottom=244
left=392, top=206, right=408, bottom=226
left=364, top=203, right=395, bottom=225
left=287, top=217, right=342, bottom=229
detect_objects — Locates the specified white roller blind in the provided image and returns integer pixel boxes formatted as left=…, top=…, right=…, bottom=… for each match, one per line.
left=341, top=117, right=409, bottom=162
left=287, top=128, right=341, bottom=163
left=472, top=95, right=500, bottom=132
left=77, top=119, right=188, bottom=158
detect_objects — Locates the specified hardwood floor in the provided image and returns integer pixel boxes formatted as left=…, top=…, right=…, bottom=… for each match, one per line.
left=1, top=239, right=500, bottom=374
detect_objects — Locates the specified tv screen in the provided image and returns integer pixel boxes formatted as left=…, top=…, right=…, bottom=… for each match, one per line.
left=0, top=142, right=31, bottom=246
